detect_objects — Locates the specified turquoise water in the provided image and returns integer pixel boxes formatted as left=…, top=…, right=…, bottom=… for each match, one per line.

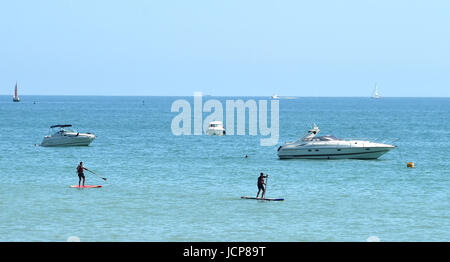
left=0, top=96, right=449, bottom=241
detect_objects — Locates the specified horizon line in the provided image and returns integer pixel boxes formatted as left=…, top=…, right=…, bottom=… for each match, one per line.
left=0, top=94, right=449, bottom=98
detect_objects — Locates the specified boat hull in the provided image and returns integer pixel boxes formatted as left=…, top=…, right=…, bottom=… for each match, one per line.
left=277, top=147, right=394, bottom=160
left=41, top=134, right=95, bottom=147
left=206, top=129, right=225, bottom=136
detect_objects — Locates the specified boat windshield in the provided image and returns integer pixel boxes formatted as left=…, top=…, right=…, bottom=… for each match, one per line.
left=51, top=127, right=76, bottom=135
left=312, top=135, right=342, bottom=141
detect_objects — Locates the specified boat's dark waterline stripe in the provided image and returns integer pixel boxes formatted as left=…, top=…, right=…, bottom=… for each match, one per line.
left=278, top=150, right=390, bottom=158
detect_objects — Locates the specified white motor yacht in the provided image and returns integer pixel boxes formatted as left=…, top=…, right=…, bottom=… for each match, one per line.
left=206, top=121, right=226, bottom=136
left=40, top=125, right=96, bottom=147
left=277, top=124, right=395, bottom=159
left=271, top=94, right=280, bottom=99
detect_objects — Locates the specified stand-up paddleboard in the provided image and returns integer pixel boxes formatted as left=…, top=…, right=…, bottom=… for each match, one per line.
left=70, top=185, right=102, bottom=188
left=241, top=196, right=284, bottom=201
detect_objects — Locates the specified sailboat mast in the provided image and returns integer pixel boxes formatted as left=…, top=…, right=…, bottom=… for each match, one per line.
left=15, top=82, right=18, bottom=98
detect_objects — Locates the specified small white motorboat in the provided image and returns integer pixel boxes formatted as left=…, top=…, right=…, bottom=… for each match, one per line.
left=271, top=94, right=279, bottom=99
left=206, top=121, right=226, bottom=136
left=40, top=125, right=96, bottom=147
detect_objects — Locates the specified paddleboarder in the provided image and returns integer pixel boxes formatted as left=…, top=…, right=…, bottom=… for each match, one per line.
left=77, top=162, right=87, bottom=187
left=256, top=173, right=269, bottom=198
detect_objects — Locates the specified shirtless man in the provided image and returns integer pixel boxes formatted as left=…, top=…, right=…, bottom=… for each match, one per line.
left=256, top=173, right=269, bottom=198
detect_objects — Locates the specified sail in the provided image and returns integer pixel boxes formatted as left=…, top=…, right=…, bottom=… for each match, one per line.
left=13, top=82, right=20, bottom=102
left=372, top=84, right=380, bottom=99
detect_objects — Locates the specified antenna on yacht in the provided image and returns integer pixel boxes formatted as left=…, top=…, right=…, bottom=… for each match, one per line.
left=300, top=124, right=320, bottom=141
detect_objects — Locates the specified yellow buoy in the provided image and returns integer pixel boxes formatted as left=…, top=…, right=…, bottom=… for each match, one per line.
left=406, top=162, right=415, bottom=168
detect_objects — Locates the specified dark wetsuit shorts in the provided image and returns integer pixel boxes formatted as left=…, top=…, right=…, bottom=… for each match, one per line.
left=78, top=173, right=85, bottom=179
left=258, top=183, right=265, bottom=190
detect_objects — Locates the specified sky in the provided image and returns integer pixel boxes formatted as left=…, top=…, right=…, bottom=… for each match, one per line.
left=0, top=0, right=449, bottom=97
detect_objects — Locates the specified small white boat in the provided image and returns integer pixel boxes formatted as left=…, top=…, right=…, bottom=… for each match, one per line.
left=13, top=82, right=20, bottom=102
left=271, top=94, right=279, bottom=99
left=206, top=121, right=226, bottom=136
left=277, top=124, right=395, bottom=159
left=41, top=125, right=96, bottom=147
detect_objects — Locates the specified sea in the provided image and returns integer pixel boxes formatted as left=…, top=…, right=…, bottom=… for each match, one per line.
left=0, top=96, right=449, bottom=241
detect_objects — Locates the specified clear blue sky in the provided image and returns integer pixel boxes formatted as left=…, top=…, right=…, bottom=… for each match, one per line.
left=0, top=0, right=449, bottom=96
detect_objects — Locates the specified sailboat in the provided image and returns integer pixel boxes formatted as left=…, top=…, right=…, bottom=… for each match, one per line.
left=13, top=82, right=20, bottom=102
left=372, top=84, right=380, bottom=99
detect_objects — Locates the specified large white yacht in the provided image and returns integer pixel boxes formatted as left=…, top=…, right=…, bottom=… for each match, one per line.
left=40, top=125, right=96, bottom=147
left=206, top=121, right=226, bottom=136
left=277, top=124, right=395, bottom=159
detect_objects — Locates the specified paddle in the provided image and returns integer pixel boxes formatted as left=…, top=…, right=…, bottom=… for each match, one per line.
left=85, top=168, right=107, bottom=181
